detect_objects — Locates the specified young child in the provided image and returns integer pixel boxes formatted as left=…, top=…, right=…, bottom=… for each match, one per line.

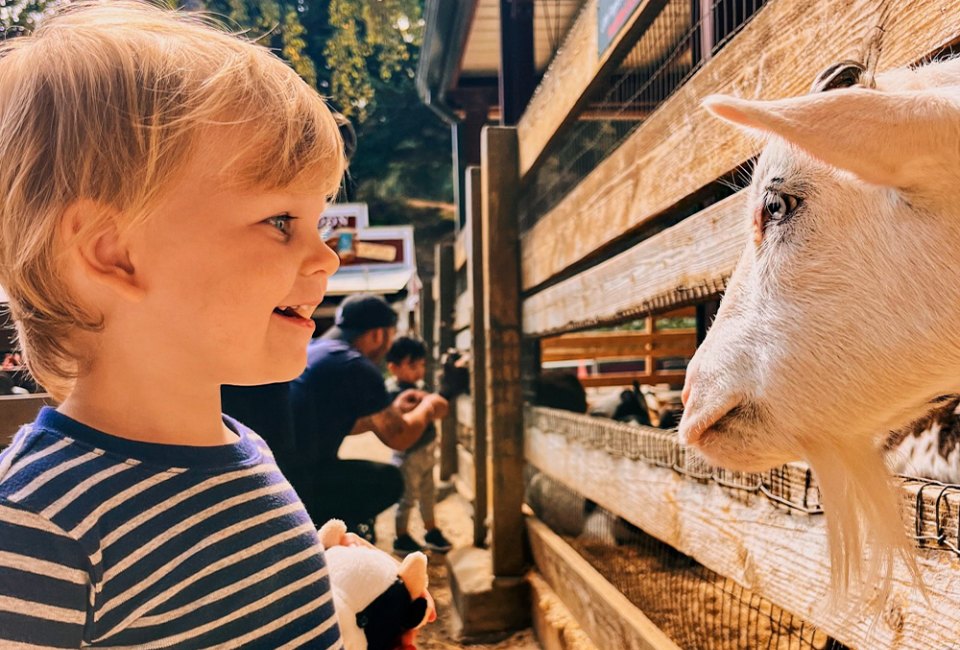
left=0, top=2, right=428, bottom=646
left=385, top=337, right=453, bottom=555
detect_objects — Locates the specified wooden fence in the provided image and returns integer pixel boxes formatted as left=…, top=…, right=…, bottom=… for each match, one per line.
left=427, top=0, right=960, bottom=647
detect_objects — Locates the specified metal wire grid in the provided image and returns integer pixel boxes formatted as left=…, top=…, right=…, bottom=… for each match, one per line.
left=527, top=471, right=847, bottom=650
left=527, top=406, right=822, bottom=514
left=518, top=0, right=767, bottom=232
left=527, top=405, right=960, bottom=555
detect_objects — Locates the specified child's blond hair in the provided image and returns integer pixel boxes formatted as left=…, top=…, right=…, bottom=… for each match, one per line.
left=0, top=1, right=346, bottom=400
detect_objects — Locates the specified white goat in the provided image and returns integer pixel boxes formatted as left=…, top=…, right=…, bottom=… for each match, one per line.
left=678, top=57, right=960, bottom=604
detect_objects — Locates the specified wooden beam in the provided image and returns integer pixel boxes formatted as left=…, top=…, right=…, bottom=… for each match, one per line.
left=517, top=0, right=669, bottom=176
left=436, top=241, right=457, bottom=481
left=523, top=192, right=745, bottom=337
left=540, top=330, right=697, bottom=363
left=527, top=517, right=681, bottom=650
left=525, top=415, right=960, bottom=649
left=454, top=228, right=468, bottom=272
left=520, top=0, right=960, bottom=290
left=528, top=571, right=598, bottom=650
left=578, top=372, right=685, bottom=388
left=454, top=290, right=472, bottom=332
left=481, top=126, right=525, bottom=576
left=499, top=0, right=536, bottom=126
left=467, top=165, right=489, bottom=549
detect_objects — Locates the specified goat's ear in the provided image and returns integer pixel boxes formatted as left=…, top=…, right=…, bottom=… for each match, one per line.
left=703, top=88, right=960, bottom=190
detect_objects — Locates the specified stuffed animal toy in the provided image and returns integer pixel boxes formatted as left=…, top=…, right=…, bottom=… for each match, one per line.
left=319, top=519, right=432, bottom=650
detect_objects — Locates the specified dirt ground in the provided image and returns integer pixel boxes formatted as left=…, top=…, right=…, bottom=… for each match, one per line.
left=340, top=433, right=539, bottom=650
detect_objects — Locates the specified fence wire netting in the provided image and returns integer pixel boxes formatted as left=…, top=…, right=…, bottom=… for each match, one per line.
left=526, top=468, right=847, bottom=650
left=519, top=0, right=767, bottom=232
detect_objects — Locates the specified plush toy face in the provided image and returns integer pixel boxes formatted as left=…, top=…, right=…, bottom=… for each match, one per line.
left=319, top=520, right=430, bottom=650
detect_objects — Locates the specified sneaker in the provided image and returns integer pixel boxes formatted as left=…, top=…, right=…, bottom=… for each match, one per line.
left=393, top=533, right=424, bottom=556
left=423, top=528, right=453, bottom=553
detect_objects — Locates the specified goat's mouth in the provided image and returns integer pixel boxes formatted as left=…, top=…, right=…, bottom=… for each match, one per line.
left=678, top=396, right=743, bottom=446
left=679, top=400, right=784, bottom=471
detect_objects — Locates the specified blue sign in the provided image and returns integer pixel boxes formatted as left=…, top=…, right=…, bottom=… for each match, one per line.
left=598, top=0, right=643, bottom=55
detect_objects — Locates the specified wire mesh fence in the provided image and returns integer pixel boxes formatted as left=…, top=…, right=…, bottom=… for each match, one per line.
left=526, top=469, right=847, bottom=649
left=527, top=405, right=960, bottom=555
left=518, top=0, right=768, bottom=232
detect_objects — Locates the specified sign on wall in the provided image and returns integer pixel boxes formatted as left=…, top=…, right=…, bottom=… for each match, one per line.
left=598, top=0, right=643, bottom=55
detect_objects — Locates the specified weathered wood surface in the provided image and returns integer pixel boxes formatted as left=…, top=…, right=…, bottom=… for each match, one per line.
left=454, top=327, right=472, bottom=352
left=525, top=422, right=960, bottom=650
left=528, top=571, right=598, bottom=650
left=454, top=228, right=468, bottom=272
left=456, top=395, right=474, bottom=431
left=524, top=192, right=746, bottom=336
left=455, top=444, right=476, bottom=503
left=520, top=0, right=960, bottom=291
left=454, top=290, right=472, bottom=333
left=435, top=241, right=457, bottom=480
left=541, top=330, right=697, bottom=363
left=517, top=0, right=668, bottom=176
left=527, top=517, right=682, bottom=650
left=466, top=166, right=489, bottom=549
left=578, top=371, right=685, bottom=389
left=481, top=127, right=525, bottom=577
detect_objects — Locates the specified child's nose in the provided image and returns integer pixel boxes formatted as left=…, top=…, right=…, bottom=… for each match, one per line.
left=302, top=230, right=340, bottom=277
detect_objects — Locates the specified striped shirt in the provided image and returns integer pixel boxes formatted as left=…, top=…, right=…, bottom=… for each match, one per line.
left=0, top=407, right=342, bottom=649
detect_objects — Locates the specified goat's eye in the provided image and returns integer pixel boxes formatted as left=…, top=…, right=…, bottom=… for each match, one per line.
left=762, top=191, right=799, bottom=223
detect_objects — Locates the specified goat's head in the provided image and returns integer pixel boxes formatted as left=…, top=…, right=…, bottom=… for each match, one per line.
left=679, top=58, right=960, bottom=600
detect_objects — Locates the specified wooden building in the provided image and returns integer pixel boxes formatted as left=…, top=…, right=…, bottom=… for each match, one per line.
left=418, top=1, right=960, bottom=648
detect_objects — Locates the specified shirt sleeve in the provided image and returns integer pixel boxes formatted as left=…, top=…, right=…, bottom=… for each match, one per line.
left=0, top=501, right=91, bottom=648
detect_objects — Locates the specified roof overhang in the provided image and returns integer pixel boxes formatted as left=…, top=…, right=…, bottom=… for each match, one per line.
left=417, top=0, right=586, bottom=123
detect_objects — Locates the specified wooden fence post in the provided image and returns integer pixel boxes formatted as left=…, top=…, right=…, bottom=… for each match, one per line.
left=435, top=241, right=457, bottom=481
left=465, top=165, right=488, bottom=548
left=480, top=126, right=525, bottom=578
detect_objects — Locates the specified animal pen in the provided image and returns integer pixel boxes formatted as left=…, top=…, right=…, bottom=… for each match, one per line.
left=418, top=0, right=960, bottom=648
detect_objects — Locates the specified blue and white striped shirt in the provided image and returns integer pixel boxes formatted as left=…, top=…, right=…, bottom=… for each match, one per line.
left=0, top=407, right=342, bottom=648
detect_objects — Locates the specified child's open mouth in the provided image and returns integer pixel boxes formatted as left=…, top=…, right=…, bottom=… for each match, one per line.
left=273, top=305, right=316, bottom=329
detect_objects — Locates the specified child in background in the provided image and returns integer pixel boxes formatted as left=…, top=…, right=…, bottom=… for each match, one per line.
left=386, top=337, right=454, bottom=555
left=0, top=2, right=428, bottom=646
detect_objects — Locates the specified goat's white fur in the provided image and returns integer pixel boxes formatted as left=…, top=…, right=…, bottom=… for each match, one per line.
left=680, top=58, right=960, bottom=606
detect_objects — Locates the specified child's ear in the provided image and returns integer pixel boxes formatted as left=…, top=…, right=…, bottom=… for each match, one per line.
left=63, top=200, right=145, bottom=303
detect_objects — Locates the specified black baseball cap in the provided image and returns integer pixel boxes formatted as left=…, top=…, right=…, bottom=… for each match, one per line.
left=323, top=294, right=399, bottom=342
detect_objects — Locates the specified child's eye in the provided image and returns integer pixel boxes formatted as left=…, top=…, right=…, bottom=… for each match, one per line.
left=265, top=214, right=294, bottom=237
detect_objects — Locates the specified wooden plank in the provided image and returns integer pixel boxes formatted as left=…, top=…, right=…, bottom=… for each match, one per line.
left=467, top=166, right=489, bottom=549
left=456, top=395, right=474, bottom=430
left=528, top=571, right=598, bottom=650
left=454, top=290, right=472, bottom=332
left=578, top=371, right=685, bottom=388
left=524, top=192, right=746, bottom=336
left=540, top=330, right=697, bottom=363
left=455, top=443, right=476, bottom=503
left=525, top=421, right=960, bottom=650
left=454, top=327, right=472, bottom=352
left=517, top=0, right=669, bottom=176
left=481, top=126, right=525, bottom=577
left=454, top=228, right=468, bottom=272
left=527, top=516, right=682, bottom=650
left=520, top=0, right=960, bottom=291
left=436, top=241, right=457, bottom=481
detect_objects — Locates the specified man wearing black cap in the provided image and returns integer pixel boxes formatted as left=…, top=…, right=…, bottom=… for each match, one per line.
left=288, top=294, right=448, bottom=539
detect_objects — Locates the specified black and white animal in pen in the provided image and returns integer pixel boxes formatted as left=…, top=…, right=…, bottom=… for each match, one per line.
left=885, top=395, right=960, bottom=485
